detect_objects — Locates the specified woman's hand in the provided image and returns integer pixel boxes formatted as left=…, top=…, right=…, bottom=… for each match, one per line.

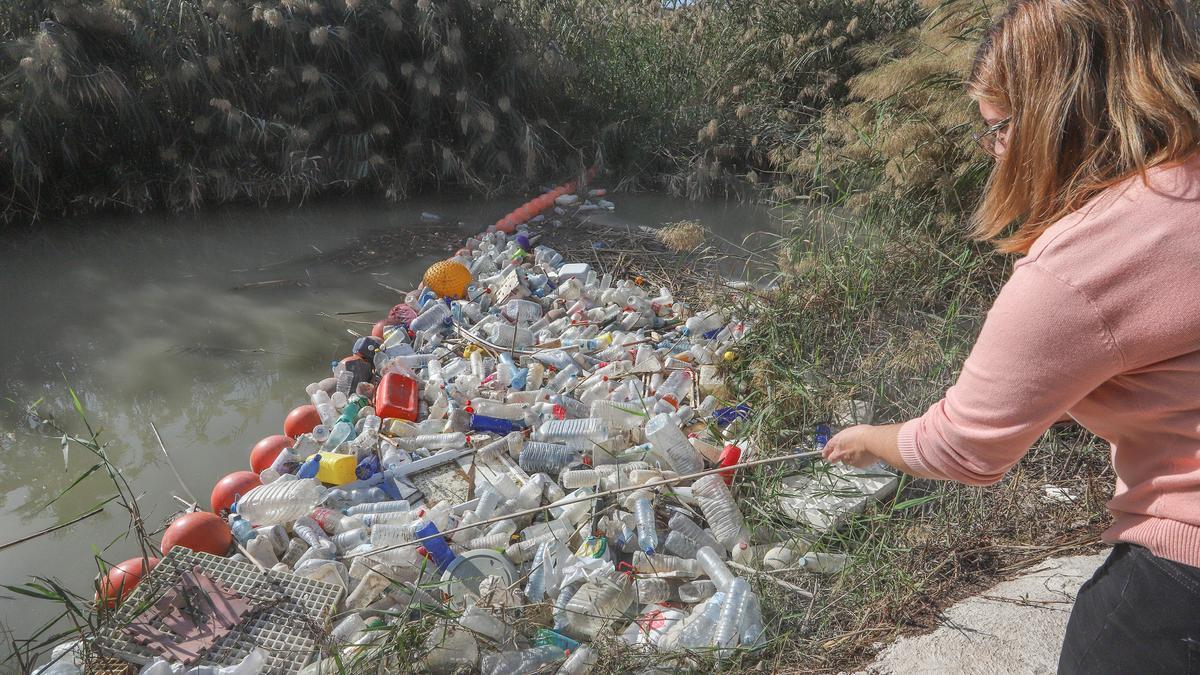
left=823, top=424, right=885, bottom=468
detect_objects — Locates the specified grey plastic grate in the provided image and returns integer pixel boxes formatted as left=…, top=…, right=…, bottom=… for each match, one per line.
left=92, top=548, right=343, bottom=673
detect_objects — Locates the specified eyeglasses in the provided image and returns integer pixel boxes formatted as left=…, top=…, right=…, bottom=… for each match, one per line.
left=973, top=117, right=1011, bottom=157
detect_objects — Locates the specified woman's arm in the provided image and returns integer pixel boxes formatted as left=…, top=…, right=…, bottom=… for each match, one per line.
left=824, top=261, right=1124, bottom=484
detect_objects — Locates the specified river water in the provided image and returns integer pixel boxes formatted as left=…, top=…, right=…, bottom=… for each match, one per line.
left=0, top=193, right=780, bottom=651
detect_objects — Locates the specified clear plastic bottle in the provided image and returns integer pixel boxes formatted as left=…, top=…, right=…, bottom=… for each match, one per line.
left=292, top=516, right=333, bottom=549
left=667, top=512, right=723, bottom=556
left=561, top=570, right=634, bottom=639
left=560, top=468, right=600, bottom=489
left=347, top=500, right=411, bottom=516
left=236, top=479, right=327, bottom=526
left=692, top=474, right=750, bottom=551
left=481, top=645, right=565, bottom=675
left=589, top=398, right=649, bottom=431
left=333, top=528, right=370, bottom=553
left=696, top=545, right=736, bottom=591
left=634, top=577, right=671, bottom=605
left=677, top=579, right=717, bottom=604
left=468, top=531, right=510, bottom=550
left=655, top=369, right=693, bottom=407
left=677, top=592, right=725, bottom=649
left=644, top=413, right=703, bottom=474
left=632, top=551, right=701, bottom=577
left=711, top=577, right=752, bottom=653
left=797, top=551, right=849, bottom=574
left=632, top=494, right=658, bottom=554
left=534, top=418, right=609, bottom=445
left=409, top=302, right=451, bottom=332
left=556, top=645, right=596, bottom=675
left=394, top=432, right=467, bottom=450
left=518, top=442, right=580, bottom=475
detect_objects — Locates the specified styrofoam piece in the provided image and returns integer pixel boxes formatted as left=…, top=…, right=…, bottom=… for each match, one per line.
left=93, top=548, right=342, bottom=673
left=776, top=463, right=899, bottom=533
left=557, top=262, right=590, bottom=281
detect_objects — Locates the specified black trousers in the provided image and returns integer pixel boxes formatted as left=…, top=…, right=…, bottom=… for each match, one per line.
left=1059, top=543, right=1200, bottom=673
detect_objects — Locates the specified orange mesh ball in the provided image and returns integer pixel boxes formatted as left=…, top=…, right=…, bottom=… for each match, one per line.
left=423, top=259, right=473, bottom=299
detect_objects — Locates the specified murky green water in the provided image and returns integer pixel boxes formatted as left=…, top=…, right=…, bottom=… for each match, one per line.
left=0, top=192, right=780, bottom=652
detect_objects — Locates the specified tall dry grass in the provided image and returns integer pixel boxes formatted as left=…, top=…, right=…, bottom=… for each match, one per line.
left=0, top=0, right=580, bottom=224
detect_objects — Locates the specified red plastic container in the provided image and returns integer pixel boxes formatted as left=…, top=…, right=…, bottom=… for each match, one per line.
left=718, top=443, right=742, bottom=485
left=376, top=372, right=420, bottom=422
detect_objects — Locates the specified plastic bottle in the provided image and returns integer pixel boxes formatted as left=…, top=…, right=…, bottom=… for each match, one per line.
left=394, top=432, right=467, bottom=450
left=560, top=468, right=600, bottom=489
left=632, top=494, right=658, bottom=554
left=711, top=577, right=752, bottom=653
left=644, top=413, right=703, bottom=474
left=631, top=551, right=700, bottom=578
left=481, top=645, right=565, bottom=675
left=556, top=645, right=596, bottom=675
left=666, top=512, right=723, bottom=556
left=677, top=579, right=717, bottom=604
left=518, top=442, right=580, bottom=475
left=409, top=302, right=451, bottom=333
left=696, top=546, right=736, bottom=591
left=236, top=479, right=327, bottom=526
left=561, top=570, right=634, bottom=639
left=635, top=577, right=671, bottom=605
left=676, top=592, right=725, bottom=649
left=589, top=399, right=648, bottom=431
left=333, top=528, right=369, bottom=553
left=310, top=507, right=363, bottom=535
left=692, top=474, right=749, bottom=552
left=228, top=515, right=256, bottom=545
left=534, top=418, right=608, bottom=445
left=797, top=552, right=849, bottom=574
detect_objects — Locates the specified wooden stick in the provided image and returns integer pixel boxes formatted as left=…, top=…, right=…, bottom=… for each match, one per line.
left=345, top=449, right=824, bottom=561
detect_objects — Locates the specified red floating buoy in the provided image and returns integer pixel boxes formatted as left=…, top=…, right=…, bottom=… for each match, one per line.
left=161, top=511, right=233, bottom=557
left=284, top=404, right=322, bottom=438
left=96, top=556, right=159, bottom=608
left=210, top=470, right=262, bottom=514
left=250, top=434, right=294, bottom=473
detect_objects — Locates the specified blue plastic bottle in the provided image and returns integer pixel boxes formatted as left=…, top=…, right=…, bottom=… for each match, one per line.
left=414, top=521, right=456, bottom=571
left=470, top=413, right=522, bottom=435
left=297, top=454, right=322, bottom=479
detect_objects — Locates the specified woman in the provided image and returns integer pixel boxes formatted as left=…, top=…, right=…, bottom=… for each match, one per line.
left=822, top=0, right=1200, bottom=672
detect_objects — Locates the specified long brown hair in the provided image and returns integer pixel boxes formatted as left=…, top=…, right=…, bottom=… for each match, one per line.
left=969, top=0, right=1200, bottom=254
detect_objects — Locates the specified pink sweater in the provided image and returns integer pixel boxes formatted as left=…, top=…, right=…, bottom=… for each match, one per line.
left=898, top=158, right=1200, bottom=568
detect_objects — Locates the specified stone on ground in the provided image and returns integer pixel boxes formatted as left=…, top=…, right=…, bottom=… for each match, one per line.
left=862, top=552, right=1109, bottom=675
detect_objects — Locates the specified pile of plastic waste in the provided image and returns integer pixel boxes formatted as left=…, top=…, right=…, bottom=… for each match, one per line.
left=81, top=189, right=837, bottom=675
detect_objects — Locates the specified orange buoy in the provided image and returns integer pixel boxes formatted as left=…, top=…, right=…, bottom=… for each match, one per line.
left=96, top=556, right=159, bottom=608
left=371, top=319, right=387, bottom=339
left=211, top=471, right=262, bottom=514
left=250, top=434, right=293, bottom=473
left=423, top=259, right=474, bottom=299
left=496, top=218, right=517, bottom=234
left=161, top=511, right=233, bottom=557
left=284, top=404, right=322, bottom=438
